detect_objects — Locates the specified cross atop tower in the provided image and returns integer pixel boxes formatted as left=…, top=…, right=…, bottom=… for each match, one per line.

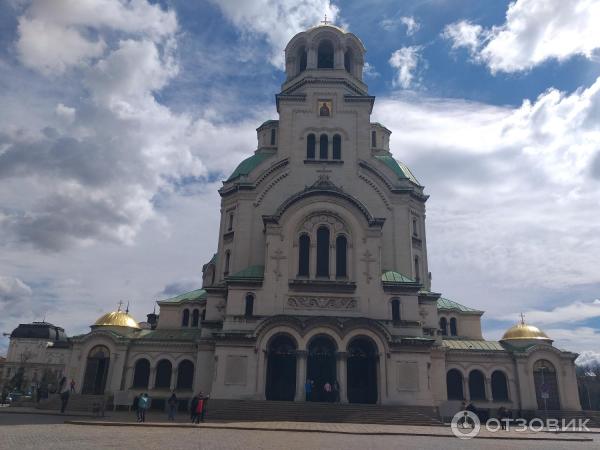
left=520, top=312, right=525, bottom=324
left=320, top=14, right=330, bottom=25
left=117, top=300, right=124, bottom=312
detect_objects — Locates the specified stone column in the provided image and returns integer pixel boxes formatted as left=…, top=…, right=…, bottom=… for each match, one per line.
left=485, top=376, right=492, bottom=402
left=170, top=367, right=178, bottom=391
left=149, top=366, right=157, bottom=389
left=295, top=351, right=307, bottom=401
left=307, top=45, right=317, bottom=69
left=463, top=376, right=470, bottom=401
left=337, top=351, right=348, bottom=403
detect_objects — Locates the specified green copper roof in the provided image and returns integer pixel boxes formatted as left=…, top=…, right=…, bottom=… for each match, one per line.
left=381, top=271, right=416, bottom=283
left=227, top=152, right=273, bottom=182
left=159, top=288, right=207, bottom=305
left=443, top=339, right=506, bottom=352
left=374, top=155, right=420, bottom=184
left=437, top=297, right=482, bottom=314
left=227, top=265, right=265, bottom=280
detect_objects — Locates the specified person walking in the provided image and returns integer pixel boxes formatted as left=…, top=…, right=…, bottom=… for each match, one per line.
left=167, top=392, right=178, bottom=421
left=69, top=379, right=76, bottom=393
left=192, top=392, right=209, bottom=424
left=190, top=394, right=199, bottom=423
left=137, top=393, right=150, bottom=422
left=58, top=376, right=70, bottom=413
left=132, top=394, right=139, bottom=420
left=323, top=381, right=332, bottom=402
left=304, top=379, right=313, bottom=402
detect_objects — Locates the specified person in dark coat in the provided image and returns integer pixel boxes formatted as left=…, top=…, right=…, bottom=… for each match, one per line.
left=167, top=393, right=178, bottom=421
left=58, top=376, right=70, bottom=413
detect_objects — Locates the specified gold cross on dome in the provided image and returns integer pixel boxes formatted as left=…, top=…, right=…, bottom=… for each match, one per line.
left=321, top=14, right=330, bottom=25
left=117, top=300, right=124, bottom=312
left=520, top=312, right=525, bottom=324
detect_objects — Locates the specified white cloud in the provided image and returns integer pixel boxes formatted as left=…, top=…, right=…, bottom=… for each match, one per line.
left=389, top=46, right=421, bottom=88
left=363, top=62, right=379, bottom=78
left=442, top=20, right=483, bottom=54
left=509, top=299, right=600, bottom=325
left=373, top=76, right=600, bottom=315
left=442, top=0, right=600, bottom=73
left=207, top=0, right=339, bottom=68
left=55, top=103, right=76, bottom=123
left=544, top=327, right=600, bottom=356
left=16, top=0, right=177, bottom=75
left=380, top=15, right=420, bottom=36
left=576, top=350, right=600, bottom=367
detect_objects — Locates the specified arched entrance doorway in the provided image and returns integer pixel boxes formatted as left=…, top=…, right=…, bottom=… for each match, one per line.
left=82, top=345, right=110, bottom=394
left=533, top=359, right=560, bottom=410
left=265, top=334, right=297, bottom=401
left=307, top=335, right=337, bottom=402
left=347, top=337, right=378, bottom=404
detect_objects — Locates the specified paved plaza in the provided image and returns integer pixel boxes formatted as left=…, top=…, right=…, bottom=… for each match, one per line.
left=0, top=411, right=598, bottom=450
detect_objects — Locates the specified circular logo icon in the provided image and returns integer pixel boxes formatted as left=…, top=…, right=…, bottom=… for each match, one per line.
left=451, top=410, right=481, bottom=440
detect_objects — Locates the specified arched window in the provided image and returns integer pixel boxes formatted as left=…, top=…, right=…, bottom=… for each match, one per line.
left=182, top=309, right=189, bottom=327
left=176, top=360, right=194, bottom=390
left=245, top=294, right=254, bottom=317
left=412, top=218, right=418, bottom=237
left=298, top=46, right=307, bottom=73
left=446, top=369, right=464, bottom=400
left=228, top=213, right=234, bottom=231
left=371, top=130, right=376, bottom=147
left=469, top=370, right=486, bottom=400
left=449, top=317, right=458, bottom=336
left=414, top=256, right=420, bottom=283
left=391, top=299, right=401, bottom=322
left=298, top=234, right=310, bottom=277
left=332, top=134, right=341, bottom=160
left=224, top=250, right=231, bottom=276
left=132, top=358, right=150, bottom=388
left=316, top=226, right=330, bottom=277
left=155, top=359, right=172, bottom=389
left=191, top=309, right=200, bottom=327
left=317, top=40, right=334, bottom=68
left=306, top=134, right=316, bottom=159
left=491, top=370, right=509, bottom=401
left=439, top=317, right=447, bottom=336
left=344, top=49, right=353, bottom=73
left=319, top=134, right=328, bottom=159
left=335, top=235, right=347, bottom=277
left=270, top=128, right=276, bottom=145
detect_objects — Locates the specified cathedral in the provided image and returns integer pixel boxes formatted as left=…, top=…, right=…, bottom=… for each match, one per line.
left=2, top=23, right=581, bottom=416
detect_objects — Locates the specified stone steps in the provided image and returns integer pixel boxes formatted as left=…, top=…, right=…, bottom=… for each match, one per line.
left=36, top=394, right=110, bottom=412
left=203, top=400, right=443, bottom=426
left=532, top=410, right=600, bottom=428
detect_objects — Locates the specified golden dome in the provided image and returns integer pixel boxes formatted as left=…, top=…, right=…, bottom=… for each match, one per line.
left=501, top=320, right=551, bottom=341
left=93, top=310, right=140, bottom=329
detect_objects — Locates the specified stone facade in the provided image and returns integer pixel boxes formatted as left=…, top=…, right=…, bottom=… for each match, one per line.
left=3, top=23, right=581, bottom=415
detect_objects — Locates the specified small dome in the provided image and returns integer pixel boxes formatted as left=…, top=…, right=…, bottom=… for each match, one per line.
left=93, top=310, right=140, bottom=329
left=10, top=322, right=68, bottom=341
left=501, top=320, right=551, bottom=342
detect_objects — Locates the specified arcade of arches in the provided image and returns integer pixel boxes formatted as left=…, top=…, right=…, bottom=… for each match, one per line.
left=265, top=333, right=378, bottom=404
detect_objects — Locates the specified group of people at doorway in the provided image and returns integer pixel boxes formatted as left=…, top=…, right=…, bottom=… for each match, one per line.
left=305, top=379, right=340, bottom=402
left=131, top=392, right=209, bottom=423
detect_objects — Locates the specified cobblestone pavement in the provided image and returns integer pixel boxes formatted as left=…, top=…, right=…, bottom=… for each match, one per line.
left=0, top=414, right=598, bottom=450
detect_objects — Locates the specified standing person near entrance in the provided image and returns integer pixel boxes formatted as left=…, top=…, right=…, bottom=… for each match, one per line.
left=167, top=392, right=178, bottom=421
left=58, top=375, right=70, bottom=413
left=137, top=393, right=150, bottom=422
left=304, top=379, right=313, bottom=401
left=69, top=379, right=76, bottom=393
left=323, top=381, right=332, bottom=402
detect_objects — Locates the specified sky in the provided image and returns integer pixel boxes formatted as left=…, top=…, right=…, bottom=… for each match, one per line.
left=0, top=0, right=599, bottom=365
